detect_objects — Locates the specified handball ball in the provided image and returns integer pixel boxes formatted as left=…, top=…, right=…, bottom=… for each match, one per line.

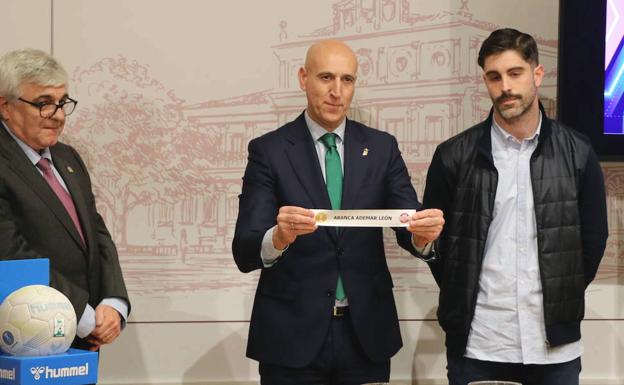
left=0, top=285, right=76, bottom=356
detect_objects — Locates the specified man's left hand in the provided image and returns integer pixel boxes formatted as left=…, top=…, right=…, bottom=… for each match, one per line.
left=85, top=304, right=122, bottom=349
left=407, top=208, right=444, bottom=247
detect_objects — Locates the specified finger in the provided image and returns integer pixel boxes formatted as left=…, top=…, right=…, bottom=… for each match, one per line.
left=95, top=323, right=113, bottom=336
left=278, top=206, right=315, bottom=219
left=97, top=305, right=120, bottom=324
left=94, top=309, right=105, bottom=326
left=410, top=216, right=444, bottom=226
left=409, top=225, right=443, bottom=234
left=90, top=327, right=107, bottom=341
left=409, top=220, right=443, bottom=230
left=411, top=208, right=444, bottom=220
left=95, top=332, right=111, bottom=344
left=108, top=329, right=121, bottom=343
left=410, top=213, right=445, bottom=225
left=291, top=225, right=318, bottom=236
left=92, top=317, right=118, bottom=340
left=91, top=327, right=111, bottom=343
left=411, top=230, right=443, bottom=243
left=289, top=220, right=318, bottom=231
left=420, top=208, right=443, bottom=217
left=407, top=225, right=443, bottom=237
left=98, top=317, right=119, bottom=335
left=278, top=206, right=314, bottom=217
left=100, top=328, right=121, bottom=344
left=278, top=212, right=316, bottom=227
left=95, top=304, right=115, bottom=327
left=276, top=219, right=316, bottom=240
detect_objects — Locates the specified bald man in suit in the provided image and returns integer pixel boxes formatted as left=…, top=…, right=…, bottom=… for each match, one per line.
left=233, top=40, right=444, bottom=384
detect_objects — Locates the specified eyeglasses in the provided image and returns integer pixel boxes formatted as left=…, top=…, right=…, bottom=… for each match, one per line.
left=17, top=97, right=78, bottom=118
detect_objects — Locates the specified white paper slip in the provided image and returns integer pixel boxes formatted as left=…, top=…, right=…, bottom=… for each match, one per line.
left=312, top=209, right=417, bottom=227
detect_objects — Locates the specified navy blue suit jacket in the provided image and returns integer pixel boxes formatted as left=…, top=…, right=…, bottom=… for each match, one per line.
left=233, top=113, right=421, bottom=367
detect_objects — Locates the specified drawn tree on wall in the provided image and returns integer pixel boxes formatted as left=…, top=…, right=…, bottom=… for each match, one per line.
left=65, top=57, right=223, bottom=246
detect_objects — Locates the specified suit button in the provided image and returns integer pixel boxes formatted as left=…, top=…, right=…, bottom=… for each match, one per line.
left=327, top=289, right=334, bottom=297
left=336, top=248, right=344, bottom=256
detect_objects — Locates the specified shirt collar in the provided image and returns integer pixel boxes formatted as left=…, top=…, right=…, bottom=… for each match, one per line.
left=1, top=121, right=52, bottom=165
left=492, top=112, right=542, bottom=145
left=304, top=110, right=346, bottom=144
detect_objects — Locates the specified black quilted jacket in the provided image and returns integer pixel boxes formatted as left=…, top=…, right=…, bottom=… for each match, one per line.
left=423, top=105, right=608, bottom=357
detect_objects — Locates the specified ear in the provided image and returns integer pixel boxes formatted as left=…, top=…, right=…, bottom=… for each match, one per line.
left=0, top=96, right=10, bottom=121
left=298, top=67, right=307, bottom=92
left=533, top=64, right=545, bottom=88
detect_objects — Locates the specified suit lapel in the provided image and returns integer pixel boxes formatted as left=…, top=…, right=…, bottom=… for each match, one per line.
left=341, top=120, right=368, bottom=210
left=333, top=120, right=370, bottom=242
left=284, top=114, right=332, bottom=209
left=283, top=114, right=336, bottom=241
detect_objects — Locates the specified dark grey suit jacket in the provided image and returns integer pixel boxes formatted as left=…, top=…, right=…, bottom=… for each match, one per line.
left=0, top=126, right=129, bottom=342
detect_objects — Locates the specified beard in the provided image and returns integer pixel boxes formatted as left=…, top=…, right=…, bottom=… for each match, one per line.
left=493, top=88, right=537, bottom=122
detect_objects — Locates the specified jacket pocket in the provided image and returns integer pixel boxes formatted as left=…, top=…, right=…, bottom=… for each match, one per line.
left=258, top=274, right=298, bottom=301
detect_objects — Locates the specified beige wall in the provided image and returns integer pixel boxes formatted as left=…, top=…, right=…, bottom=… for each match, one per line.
left=2, top=0, right=623, bottom=383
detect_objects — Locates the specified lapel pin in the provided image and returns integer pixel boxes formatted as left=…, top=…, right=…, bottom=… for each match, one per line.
left=67, top=166, right=74, bottom=173
left=362, top=148, right=369, bottom=156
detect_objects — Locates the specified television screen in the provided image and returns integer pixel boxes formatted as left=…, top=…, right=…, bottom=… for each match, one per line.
left=558, top=0, right=624, bottom=160
left=605, top=0, right=624, bottom=135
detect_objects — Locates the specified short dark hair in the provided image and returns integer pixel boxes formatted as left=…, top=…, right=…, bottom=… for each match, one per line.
left=477, top=28, right=539, bottom=69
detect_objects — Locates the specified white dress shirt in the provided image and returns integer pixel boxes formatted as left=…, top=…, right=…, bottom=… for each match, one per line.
left=464, top=114, right=582, bottom=364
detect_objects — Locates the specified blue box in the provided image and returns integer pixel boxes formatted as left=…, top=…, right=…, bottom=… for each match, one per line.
left=0, top=349, right=98, bottom=385
left=0, top=259, right=49, bottom=304
left=0, top=260, right=99, bottom=384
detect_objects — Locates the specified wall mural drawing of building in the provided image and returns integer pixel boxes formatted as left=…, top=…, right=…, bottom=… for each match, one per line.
left=61, top=0, right=622, bottom=320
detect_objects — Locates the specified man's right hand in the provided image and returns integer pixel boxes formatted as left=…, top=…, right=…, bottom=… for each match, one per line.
left=272, top=206, right=317, bottom=250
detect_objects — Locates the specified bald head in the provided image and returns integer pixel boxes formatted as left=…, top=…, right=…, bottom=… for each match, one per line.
left=304, top=40, right=358, bottom=72
left=299, top=40, right=358, bottom=131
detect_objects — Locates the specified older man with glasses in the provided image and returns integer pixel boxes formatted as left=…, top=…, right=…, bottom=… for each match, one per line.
left=0, top=48, right=130, bottom=352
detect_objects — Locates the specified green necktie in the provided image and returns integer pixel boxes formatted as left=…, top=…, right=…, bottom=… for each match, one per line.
left=319, top=133, right=346, bottom=301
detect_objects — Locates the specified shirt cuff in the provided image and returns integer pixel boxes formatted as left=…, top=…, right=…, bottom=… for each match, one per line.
left=411, top=237, right=437, bottom=262
left=261, top=225, right=288, bottom=267
left=76, top=304, right=96, bottom=338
